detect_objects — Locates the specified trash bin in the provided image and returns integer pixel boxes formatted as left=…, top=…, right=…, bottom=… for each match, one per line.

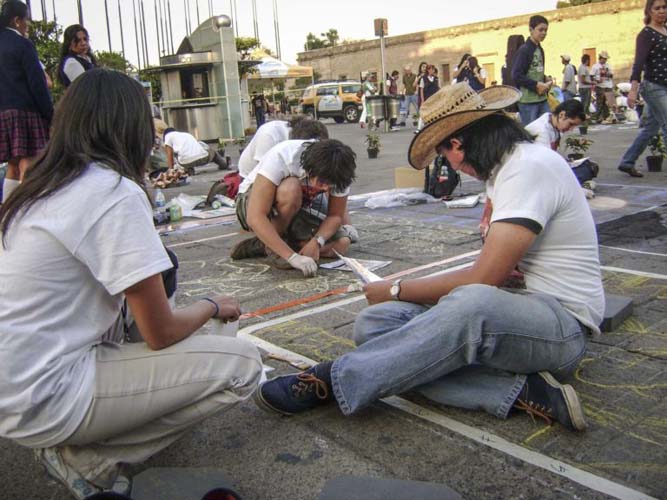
left=386, top=96, right=401, bottom=121
left=366, top=96, right=385, bottom=121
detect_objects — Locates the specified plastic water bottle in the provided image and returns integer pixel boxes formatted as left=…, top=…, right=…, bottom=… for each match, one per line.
left=154, top=189, right=166, bottom=208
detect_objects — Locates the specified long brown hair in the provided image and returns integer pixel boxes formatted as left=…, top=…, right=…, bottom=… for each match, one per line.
left=645, top=0, right=666, bottom=24
left=0, top=69, right=154, bottom=247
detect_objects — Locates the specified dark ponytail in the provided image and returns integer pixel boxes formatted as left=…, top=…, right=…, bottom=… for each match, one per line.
left=0, top=0, right=28, bottom=28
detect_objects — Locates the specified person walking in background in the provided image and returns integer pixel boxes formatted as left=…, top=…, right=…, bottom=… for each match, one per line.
left=402, top=65, right=419, bottom=127
left=0, top=69, right=262, bottom=500
left=252, top=93, right=267, bottom=128
left=0, top=0, right=53, bottom=203
left=512, top=15, right=553, bottom=125
left=416, top=64, right=439, bottom=132
left=578, top=54, right=593, bottom=117
left=416, top=61, right=428, bottom=108
left=561, top=54, right=577, bottom=101
left=591, top=51, right=617, bottom=123
left=456, top=56, right=487, bottom=92
left=363, top=73, right=380, bottom=130
left=618, top=0, right=667, bottom=178
left=58, top=24, right=97, bottom=87
left=386, top=70, right=401, bottom=131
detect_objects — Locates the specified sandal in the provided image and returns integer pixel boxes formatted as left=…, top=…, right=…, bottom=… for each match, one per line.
left=618, top=165, right=644, bottom=178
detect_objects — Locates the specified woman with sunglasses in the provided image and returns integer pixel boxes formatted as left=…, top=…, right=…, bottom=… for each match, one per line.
left=58, top=24, right=97, bottom=87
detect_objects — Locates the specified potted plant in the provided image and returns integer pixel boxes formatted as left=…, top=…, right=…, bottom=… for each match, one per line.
left=565, top=136, right=593, bottom=161
left=364, top=132, right=381, bottom=159
left=578, top=120, right=589, bottom=135
left=647, top=134, right=665, bottom=172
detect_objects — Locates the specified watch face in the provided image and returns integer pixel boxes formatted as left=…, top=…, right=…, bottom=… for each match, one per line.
left=390, top=284, right=399, bottom=298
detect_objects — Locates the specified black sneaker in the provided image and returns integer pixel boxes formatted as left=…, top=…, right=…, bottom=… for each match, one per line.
left=254, top=362, right=334, bottom=415
left=230, top=236, right=267, bottom=260
left=514, top=372, right=587, bottom=431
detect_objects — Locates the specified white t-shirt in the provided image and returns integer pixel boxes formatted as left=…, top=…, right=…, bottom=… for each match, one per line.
left=591, top=62, right=614, bottom=89
left=0, top=165, right=172, bottom=447
left=238, top=139, right=350, bottom=197
left=63, top=56, right=89, bottom=84
left=238, top=120, right=290, bottom=178
left=163, top=131, right=208, bottom=165
left=525, top=113, right=560, bottom=151
left=486, top=143, right=604, bottom=334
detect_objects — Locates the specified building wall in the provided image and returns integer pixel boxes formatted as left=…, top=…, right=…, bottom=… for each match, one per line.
left=297, top=0, right=642, bottom=88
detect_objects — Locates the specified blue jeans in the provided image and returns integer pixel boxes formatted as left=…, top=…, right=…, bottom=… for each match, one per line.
left=331, top=284, right=587, bottom=418
left=620, top=80, right=667, bottom=168
left=518, top=100, right=550, bottom=125
left=562, top=90, right=574, bottom=102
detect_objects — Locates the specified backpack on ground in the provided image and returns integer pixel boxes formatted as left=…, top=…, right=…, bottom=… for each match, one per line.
left=424, top=155, right=460, bottom=199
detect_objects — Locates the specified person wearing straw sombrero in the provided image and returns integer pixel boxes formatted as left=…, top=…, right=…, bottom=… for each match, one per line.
left=253, top=82, right=604, bottom=432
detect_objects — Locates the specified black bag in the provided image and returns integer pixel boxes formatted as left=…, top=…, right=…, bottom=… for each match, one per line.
left=571, top=159, right=599, bottom=185
left=424, top=155, right=460, bottom=198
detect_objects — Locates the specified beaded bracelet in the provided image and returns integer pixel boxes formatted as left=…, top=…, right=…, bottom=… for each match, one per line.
left=201, top=298, right=219, bottom=319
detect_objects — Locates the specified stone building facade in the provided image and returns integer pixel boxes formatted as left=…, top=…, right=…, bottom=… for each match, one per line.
left=297, top=0, right=642, bottom=89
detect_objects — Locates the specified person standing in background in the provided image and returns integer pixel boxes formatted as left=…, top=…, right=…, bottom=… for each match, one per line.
left=512, top=15, right=553, bottom=125
left=402, top=65, right=419, bottom=127
left=618, top=0, right=667, bottom=178
left=591, top=51, right=617, bottom=124
left=386, top=70, right=401, bottom=131
left=416, top=64, right=439, bottom=132
left=561, top=54, right=577, bottom=101
left=578, top=54, right=593, bottom=117
left=252, top=93, right=267, bottom=128
left=58, top=24, right=97, bottom=87
left=456, top=56, right=487, bottom=92
left=0, top=0, right=53, bottom=203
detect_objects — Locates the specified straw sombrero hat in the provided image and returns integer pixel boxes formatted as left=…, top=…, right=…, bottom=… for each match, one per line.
left=408, top=82, right=521, bottom=170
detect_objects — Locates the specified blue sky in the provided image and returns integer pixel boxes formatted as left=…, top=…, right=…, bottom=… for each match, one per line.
left=45, top=0, right=558, bottom=66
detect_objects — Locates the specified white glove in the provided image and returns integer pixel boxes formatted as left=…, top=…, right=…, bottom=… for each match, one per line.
left=288, top=253, right=318, bottom=277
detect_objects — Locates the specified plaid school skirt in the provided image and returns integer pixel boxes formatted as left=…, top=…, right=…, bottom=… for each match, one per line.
left=0, top=109, right=50, bottom=162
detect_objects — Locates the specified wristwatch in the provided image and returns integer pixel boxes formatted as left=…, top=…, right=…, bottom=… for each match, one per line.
left=315, top=235, right=326, bottom=248
left=389, top=279, right=403, bottom=301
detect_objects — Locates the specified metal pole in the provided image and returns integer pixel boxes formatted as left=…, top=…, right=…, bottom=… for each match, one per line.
left=104, top=0, right=112, bottom=51
left=379, top=34, right=387, bottom=132
left=218, top=28, right=233, bottom=139
left=117, top=0, right=125, bottom=58
left=233, top=0, right=238, bottom=37
left=132, top=0, right=142, bottom=69
left=154, top=0, right=162, bottom=58
left=77, top=0, right=84, bottom=24
left=183, top=0, right=190, bottom=36
left=159, top=0, right=168, bottom=53
left=40, top=0, right=46, bottom=21
left=140, top=0, right=149, bottom=66
left=272, top=0, right=281, bottom=60
left=167, top=0, right=174, bottom=53
left=251, top=0, right=258, bottom=42
left=51, top=0, right=56, bottom=22
left=195, top=0, right=200, bottom=26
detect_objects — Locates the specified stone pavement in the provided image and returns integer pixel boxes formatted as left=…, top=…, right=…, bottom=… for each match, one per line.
left=2, top=119, right=665, bottom=500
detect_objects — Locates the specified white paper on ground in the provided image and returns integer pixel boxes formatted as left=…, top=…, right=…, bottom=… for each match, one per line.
left=443, top=194, right=480, bottom=208
left=320, top=258, right=391, bottom=273
left=189, top=207, right=236, bottom=218
left=332, top=250, right=383, bottom=284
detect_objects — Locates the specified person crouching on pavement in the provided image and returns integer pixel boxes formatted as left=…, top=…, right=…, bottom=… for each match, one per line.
left=231, top=139, right=358, bottom=277
left=254, top=82, right=604, bottom=432
left=163, top=127, right=228, bottom=175
left=0, top=69, right=262, bottom=499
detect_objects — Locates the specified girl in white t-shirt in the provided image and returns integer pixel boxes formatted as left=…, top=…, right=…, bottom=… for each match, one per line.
left=525, top=99, right=586, bottom=151
left=0, top=68, right=261, bottom=498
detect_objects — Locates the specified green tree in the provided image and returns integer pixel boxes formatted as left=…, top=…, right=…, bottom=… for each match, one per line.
left=236, top=37, right=260, bottom=59
left=28, top=20, right=63, bottom=100
left=95, top=50, right=133, bottom=73
left=322, top=29, right=339, bottom=47
left=304, top=32, right=327, bottom=50
left=138, top=68, right=162, bottom=103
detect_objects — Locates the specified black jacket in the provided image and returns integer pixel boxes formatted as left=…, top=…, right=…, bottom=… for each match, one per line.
left=511, top=38, right=545, bottom=93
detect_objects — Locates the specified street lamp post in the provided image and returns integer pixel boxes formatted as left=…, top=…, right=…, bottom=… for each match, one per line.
left=215, top=15, right=234, bottom=139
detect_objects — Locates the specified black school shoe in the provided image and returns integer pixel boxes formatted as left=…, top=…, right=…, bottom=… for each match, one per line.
left=618, top=165, right=644, bottom=178
left=514, top=372, right=587, bottom=431
left=254, top=362, right=334, bottom=415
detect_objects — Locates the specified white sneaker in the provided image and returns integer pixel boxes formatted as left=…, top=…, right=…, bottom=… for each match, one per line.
left=35, top=448, right=101, bottom=499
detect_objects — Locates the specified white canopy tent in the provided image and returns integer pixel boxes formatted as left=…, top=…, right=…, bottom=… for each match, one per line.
left=247, top=55, right=314, bottom=115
